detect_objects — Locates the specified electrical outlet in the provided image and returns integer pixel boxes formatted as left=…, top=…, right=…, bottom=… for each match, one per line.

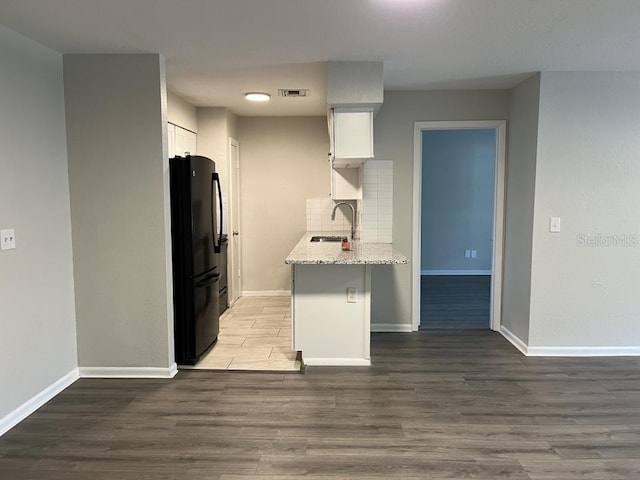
left=1, top=229, right=16, bottom=250
left=471, top=250, right=477, bottom=258
left=464, top=249, right=471, bottom=258
left=347, top=287, right=357, bottom=303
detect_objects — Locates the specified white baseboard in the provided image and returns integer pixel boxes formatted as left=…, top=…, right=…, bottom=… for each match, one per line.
left=302, top=357, right=371, bottom=366
left=79, top=363, right=178, bottom=378
left=371, top=323, right=413, bottom=332
left=241, top=290, right=291, bottom=297
left=500, top=326, right=640, bottom=357
left=527, top=346, right=640, bottom=357
left=421, top=270, right=492, bottom=276
left=500, top=326, right=528, bottom=355
left=0, top=368, right=79, bottom=437
left=1, top=362, right=179, bottom=436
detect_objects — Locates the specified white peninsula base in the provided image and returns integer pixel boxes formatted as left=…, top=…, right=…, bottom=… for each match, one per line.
left=292, top=264, right=371, bottom=366
left=286, top=232, right=408, bottom=367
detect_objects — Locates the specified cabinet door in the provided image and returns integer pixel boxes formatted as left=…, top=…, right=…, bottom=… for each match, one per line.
left=333, top=111, right=373, bottom=159
left=331, top=164, right=362, bottom=200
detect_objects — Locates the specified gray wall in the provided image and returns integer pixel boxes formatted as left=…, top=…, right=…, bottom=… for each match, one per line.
left=0, top=27, right=78, bottom=420
left=502, top=74, right=540, bottom=343
left=197, top=107, right=228, bottom=161
left=421, top=129, right=496, bottom=272
left=64, top=54, right=174, bottom=369
left=528, top=72, right=640, bottom=347
left=238, top=117, right=329, bottom=292
left=372, top=90, right=510, bottom=326
left=227, top=110, right=238, bottom=144
left=167, top=90, right=197, bottom=132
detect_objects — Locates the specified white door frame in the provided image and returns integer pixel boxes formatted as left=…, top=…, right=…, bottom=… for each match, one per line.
left=412, top=120, right=507, bottom=331
left=228, top=137, right=242, bottom=305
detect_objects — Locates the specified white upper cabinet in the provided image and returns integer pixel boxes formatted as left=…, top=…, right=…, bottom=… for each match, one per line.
left=326, top=61, right=382, bottom=169
left=331, top=109, right=374, bottom=167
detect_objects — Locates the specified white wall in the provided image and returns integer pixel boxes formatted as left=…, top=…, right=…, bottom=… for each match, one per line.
left=528, top=72, right=640, bottom=348
left=238, top=116, right=329, bottom=292
left=64, top=54, right=174, bottom=370
left=197, top=108, right=227, bottom=160
left=167, top=90, right=197, bottom=132
left=421, top=129, right=496, bottom=272
left=502, top=74, right=540, bottom=343
left=0, top=27, right=78, bottom=421
left=227, top=109, right=238, bottom=143
left=372, top=91, right=510, bottom=327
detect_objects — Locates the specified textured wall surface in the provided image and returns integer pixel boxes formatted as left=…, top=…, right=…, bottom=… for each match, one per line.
left=0, top=26, right=78, bottom=420
left=372, top=90, right=510, bottom=327
left=64, top=54, right=173, bottom=368
left=501, top=74, right=540, bottom=343
left=529, top=72, right=640, bottom=347
left=167, top=90, right=197, bottom=132
left=238, top=116, right=329, bottom=292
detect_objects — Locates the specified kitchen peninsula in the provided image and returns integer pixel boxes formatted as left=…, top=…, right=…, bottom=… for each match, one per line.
left=285, top=232, right=408, bottom=366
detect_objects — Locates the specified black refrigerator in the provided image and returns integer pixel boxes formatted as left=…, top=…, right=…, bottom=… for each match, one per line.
left=169, top=155, right=223, bottom=365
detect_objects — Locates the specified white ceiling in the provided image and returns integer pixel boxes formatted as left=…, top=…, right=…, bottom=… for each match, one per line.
left=2, top=0, right=640, bottom=116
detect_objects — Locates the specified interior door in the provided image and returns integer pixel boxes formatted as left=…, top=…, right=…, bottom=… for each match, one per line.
left=229, top=138, right=242, bottom=304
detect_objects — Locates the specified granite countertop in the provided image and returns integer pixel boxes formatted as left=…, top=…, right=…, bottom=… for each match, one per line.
left=285, top=232, right=409, bottom=265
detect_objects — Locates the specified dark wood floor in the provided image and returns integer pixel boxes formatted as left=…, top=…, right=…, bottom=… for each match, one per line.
left=421, top=275, right=491, bottom=329
left=2, top=331, right=640, bottom=479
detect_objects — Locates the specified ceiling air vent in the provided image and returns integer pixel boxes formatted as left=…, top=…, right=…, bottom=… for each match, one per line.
left=278, top=89, right=309, bottom=98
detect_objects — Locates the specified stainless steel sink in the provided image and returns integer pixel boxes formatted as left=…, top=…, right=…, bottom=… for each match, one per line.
left=310, top=235, right=348, bottom=243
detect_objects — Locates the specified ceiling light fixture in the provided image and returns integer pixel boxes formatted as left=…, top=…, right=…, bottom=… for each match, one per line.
left=244, top=92, right=271, bottom=102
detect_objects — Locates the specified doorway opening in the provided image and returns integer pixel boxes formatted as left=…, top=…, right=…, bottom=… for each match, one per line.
left=412, top=121, right=506, bottom=332
left=183, top=138, right=299, bottom=372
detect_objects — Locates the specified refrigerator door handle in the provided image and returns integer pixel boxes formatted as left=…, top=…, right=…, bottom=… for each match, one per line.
left=212, top=172, right=223, bottom=253
left=195, top=271, right=221, bottom=287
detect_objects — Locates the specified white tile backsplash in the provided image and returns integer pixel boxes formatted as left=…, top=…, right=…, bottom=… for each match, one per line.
left=306, top=197, right=358, bottom=233
left=305, top=161, right=393, bottom=243
left=360, top=160, right=394, bottom=244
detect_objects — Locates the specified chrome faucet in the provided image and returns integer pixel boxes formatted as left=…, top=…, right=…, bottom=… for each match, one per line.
left=331, top=201, right=357, bottom=240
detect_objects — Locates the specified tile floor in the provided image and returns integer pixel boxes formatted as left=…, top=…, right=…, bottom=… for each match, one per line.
left=184, top=295, right=301, bottom=371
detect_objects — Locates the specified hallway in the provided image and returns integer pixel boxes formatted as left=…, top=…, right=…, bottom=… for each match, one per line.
left=184, top=296, right=300, bottom=371
left=420, top=275, right=491, bottom=329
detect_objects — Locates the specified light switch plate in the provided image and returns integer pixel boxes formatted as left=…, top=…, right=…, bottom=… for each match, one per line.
left=347, top=287, right=357, bottom=303
left=464, top=249, right=471, bottom=258
left=1, top=228, right=16, bottom=250
left=549, top=217, right=561, bottom=233
left=471, top=250, right=477, bottom=258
